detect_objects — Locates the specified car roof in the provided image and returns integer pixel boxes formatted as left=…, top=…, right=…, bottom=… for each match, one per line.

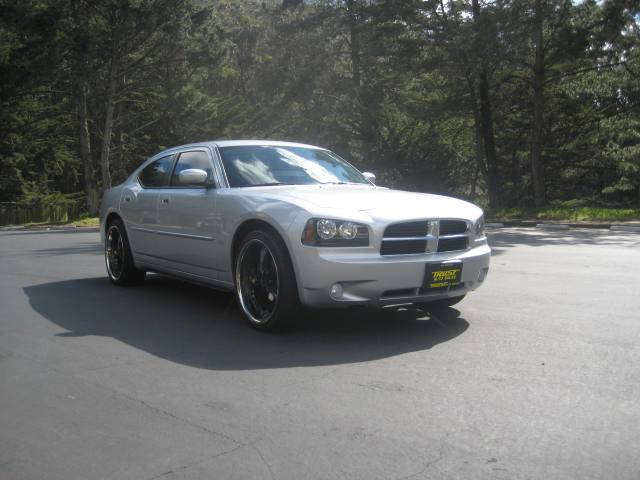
left=213, top=139, right=323, bottom=149
left=153, top=139, right=324, bottom=158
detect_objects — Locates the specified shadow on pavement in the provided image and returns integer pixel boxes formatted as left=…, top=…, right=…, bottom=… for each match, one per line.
left=23, top=275, right=468, bottom=371
left=488, top=228, right=640, bottom=255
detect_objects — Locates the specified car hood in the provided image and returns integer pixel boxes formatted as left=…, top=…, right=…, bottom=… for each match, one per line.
left=243, top=185, right=483, bottom=222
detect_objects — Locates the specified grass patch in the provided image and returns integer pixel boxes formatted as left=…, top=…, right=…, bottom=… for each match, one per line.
left=488, top=207, right=640, bottom=222
left=69, top=216, right=99, bottom=227
left=23, top=216, right=99, bottom=228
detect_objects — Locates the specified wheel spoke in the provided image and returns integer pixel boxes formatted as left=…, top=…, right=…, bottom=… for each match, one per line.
left=258, top=246, right=268, bottom=276
left=106, top=226, right=124, bottom=279
left=237, top=239, right=279, bottom=324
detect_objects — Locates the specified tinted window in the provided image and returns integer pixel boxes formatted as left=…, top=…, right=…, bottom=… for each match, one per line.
left=139, top=155, right=173, bottom=188
left=218, top=146, right=368, bottom=188
left=170, top=151, right=213, bottom=186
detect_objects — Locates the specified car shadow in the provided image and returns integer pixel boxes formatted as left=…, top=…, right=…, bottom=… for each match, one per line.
left=23, top=275, right=468, bottom=371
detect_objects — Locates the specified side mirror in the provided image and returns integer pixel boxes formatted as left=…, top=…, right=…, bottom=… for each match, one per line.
left=178, top=168, right=209, bottom=186
left=363, top=171, right=376, bottom=185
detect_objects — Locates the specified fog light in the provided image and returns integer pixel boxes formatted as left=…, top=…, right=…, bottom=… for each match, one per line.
left=330, top=283, right=343, bottom=299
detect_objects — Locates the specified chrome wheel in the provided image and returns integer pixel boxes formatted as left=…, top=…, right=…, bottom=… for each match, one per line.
left=105, top=225, right=125, bottom=280
left=236, top=239, right=279, bottom=324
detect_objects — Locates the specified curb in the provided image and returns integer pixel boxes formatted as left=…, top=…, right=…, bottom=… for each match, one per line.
left=0, top=225, right=26, bottom=232
left=486, top=220, right=640, bottom=233
left=487, top=220, right=630, bottom=230
left=0, top=225, right=99, bottom=233
left=610, top=225, right=640, bottom=233
left=536, top=223, right=570, bottom=230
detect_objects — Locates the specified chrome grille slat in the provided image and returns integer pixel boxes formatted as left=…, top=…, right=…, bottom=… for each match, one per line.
left=381, top=235, right=435, bottom=242
left=437, top=233, right=468, bottom=239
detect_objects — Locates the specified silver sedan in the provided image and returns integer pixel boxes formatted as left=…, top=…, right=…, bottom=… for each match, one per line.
left=100, top=140, right=490, bottom=331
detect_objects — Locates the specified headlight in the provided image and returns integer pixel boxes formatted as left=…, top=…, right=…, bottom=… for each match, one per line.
left=338, top=222, right=358, bottom=239
left=475, top=214, right=485, bottom=237
left=302, top=218, right=369, bottom=246
left=316, top=219, right=337, bottom=239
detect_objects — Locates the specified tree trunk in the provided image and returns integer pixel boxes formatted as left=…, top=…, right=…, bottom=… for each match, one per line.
left=76, top=82, right=99, bottom=215
left=472, top=0, right=500, bottom=209
left=346, top=0, right=376, bottom=167
left=467, top=76, right=486, bottom=202
left=346, top=0, right=361, bottom=91
left=99, top=40, right=119, bottom=191
left=531, top=0, right=546, bottom=207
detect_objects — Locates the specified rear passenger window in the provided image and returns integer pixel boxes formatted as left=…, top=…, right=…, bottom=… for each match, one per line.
left=139, top=155, right=173, bottom=188
left=170, top=151, right=213, bottom=186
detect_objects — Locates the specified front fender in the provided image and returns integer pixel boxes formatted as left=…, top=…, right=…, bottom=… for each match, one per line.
left=216, top=191, right=307, bottom=286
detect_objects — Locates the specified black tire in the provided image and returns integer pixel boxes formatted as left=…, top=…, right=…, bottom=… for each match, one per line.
left=234, top=228, right=299, bottom=332
left=105, top=218, right=146, bottom=286
left=415, top=294, right=466, bottom=311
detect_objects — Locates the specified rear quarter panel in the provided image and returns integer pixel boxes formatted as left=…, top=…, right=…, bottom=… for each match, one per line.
left=99, top=185, right=124, bottom=243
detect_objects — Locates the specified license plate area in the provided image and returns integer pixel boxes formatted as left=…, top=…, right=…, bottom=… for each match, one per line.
left=424, top=261, right=462, bottom=289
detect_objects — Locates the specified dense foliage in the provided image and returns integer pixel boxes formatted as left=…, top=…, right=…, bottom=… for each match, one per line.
left=1, top=0, right=639, bottom=214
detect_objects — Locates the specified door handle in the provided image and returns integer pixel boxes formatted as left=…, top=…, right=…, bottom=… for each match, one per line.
left=161, top=198, right=169, bottom=204
left=124, top=195, right=132, bottom=202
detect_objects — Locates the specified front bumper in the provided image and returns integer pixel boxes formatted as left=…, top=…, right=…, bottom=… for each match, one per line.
left=293, top=240, right=491, bottom=308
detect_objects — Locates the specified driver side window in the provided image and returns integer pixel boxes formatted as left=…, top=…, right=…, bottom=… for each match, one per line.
left=139, top=155, right=173, bottom=188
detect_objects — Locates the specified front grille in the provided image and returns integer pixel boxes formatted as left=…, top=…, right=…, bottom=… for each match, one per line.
left=383, top=221, right=429, bottom=238
left=439, top=219, right=468, bottom=236
left=380, top=239, right=426, bottom=256
left=380, top=218, right=470, bottom=256
left=437, top=236, right=468, bottom=252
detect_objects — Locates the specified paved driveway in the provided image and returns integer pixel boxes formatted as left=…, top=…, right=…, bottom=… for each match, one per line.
left=1, top=228, right=639, bottom=479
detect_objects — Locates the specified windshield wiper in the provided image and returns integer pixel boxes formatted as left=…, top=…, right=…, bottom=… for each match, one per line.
left=250, top=182, right=292, bottom=187
left=320, top=181, right=358, bottom=185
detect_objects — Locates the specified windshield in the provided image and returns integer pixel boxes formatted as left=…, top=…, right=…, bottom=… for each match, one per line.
left=218, top=145, right=369, bottom=187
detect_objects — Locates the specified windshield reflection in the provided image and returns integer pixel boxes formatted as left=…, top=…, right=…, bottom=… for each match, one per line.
left=219, top=145, right=368, bottom=187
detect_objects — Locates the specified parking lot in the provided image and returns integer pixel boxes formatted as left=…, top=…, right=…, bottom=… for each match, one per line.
left=1, top=227, right=639, bottom=480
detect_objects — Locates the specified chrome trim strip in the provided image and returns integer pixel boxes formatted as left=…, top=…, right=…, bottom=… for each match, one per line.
left=130, top=226, right=213, bottom=241
left=156, top=230, right=214, bottom=241
left=131, top=226, right=156, bottom=234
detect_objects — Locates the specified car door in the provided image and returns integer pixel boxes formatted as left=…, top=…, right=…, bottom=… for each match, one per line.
left=154, top=149, right=222, bottom=280
left=121, top=154, right=174, bottom=260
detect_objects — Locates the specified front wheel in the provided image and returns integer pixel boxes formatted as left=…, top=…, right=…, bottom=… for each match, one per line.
left=235, top=229, right=299, bottom=332
left=105, top=219, right=146, bottom=286
left=415, top=295, right=466, bottom=311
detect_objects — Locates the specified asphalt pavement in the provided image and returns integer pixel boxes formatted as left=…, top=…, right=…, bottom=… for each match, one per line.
left=1, top=227, right=639, bottom=480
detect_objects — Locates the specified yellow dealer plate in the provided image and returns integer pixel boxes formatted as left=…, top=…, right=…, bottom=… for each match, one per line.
left=425, top=262, right=462, bottom=289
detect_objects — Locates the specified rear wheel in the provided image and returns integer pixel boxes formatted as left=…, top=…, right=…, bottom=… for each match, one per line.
left=415, top=295, right=466, bottom=311
left=235, top=229, right=299, bottom=332
left=105, top=219, right=145, bottom=286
